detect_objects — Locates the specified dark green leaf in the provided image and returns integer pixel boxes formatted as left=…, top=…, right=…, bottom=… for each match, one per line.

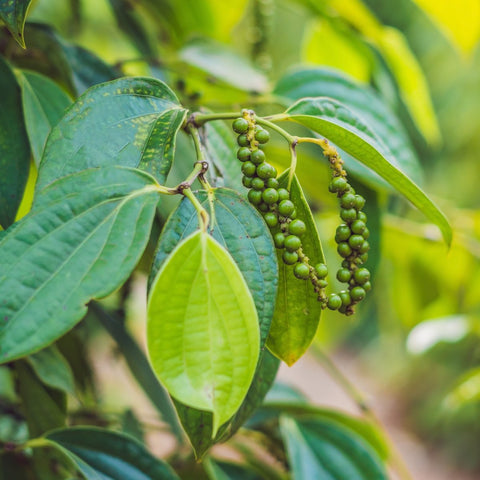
left=274, top=67, right=422, bottom=186
left=15, top=361, right=66, bottom=437
left=92, top=302, right=184, bottom=442
left=46, top=427, right=180, bottom=480
left=180, top=38, right=268, bottom=93
left=147, top=230, right=260, bottom=436
left=121, top=409, right=145, bottom=444
left=204, top=458, right=264, bottom=480
left=0, top=166, right=159, bottom=363
left=0, top=0, right=32, bottom=47
left=27, top=345, right=75, bottom=395
left=284, top=97, right=452, bottom=246
left=266, top=170, right=324, bottom=366
left=0, top=56, right=30, bottom=228
left=280, top=415, right=388, bottom=480
left=37, top=77, right=187, bottom=190
left=17, top=70, right=72, bottom=166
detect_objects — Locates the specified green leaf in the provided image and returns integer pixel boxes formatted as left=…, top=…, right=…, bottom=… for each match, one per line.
left=37, top=77, right=187, bottom=190
left=17, top=70, right=72, bottom=166
left=0, top=0, right=32, bottom=47
left=121, top=409, right=145, bottom=444
left=147, top=230, right=260, bottom=437
left=204, top=458, right=264, bottom=480
left=27, top=345, right=75, bottom=395
left=180, top=38, right=268, bottom=93
left=280, top=415, right=388, bottom=480
left=15, top=361, right=66, bottom=437
left=284, top=97, right=452, bottom=246
left=46, top=427, right=180, bottom=480
left=0, top=56, right=30, bottom=229
left=266, top=170, right=324, bottom=366
left=0, top=166, right=159, bottom=363
left=273, top=67, right=422, bottom=186
left=92, top=302, right=184, bottom=442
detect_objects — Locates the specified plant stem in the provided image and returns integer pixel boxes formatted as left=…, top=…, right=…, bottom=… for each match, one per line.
left=183, top=188, right=209, bottom=232
left=255, top=116, right=295, bottom=144
left=314, top=348, right=414, bottom=480
left=287, top=142, right=297, bottom=189
left=192, top=111, right=243, bottom=125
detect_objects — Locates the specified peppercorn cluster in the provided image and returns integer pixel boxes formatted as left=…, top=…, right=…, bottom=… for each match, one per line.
left=232, top=112, right=371, bottom=315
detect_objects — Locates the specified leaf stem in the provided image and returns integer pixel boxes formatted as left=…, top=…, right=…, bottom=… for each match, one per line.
left=255, top=116, right=295, bottom=144
left=314, top=348, right=414, bottom=480
left=183, top=188, right=209, bottom=232
left=192, top=111, right=243, bottom=125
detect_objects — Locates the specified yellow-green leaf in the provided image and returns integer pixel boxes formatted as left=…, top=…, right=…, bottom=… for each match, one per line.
left=147, top=230, right=259, bottom=437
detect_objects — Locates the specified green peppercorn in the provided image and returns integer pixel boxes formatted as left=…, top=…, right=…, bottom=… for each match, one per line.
left=354, top=268, right=370, bottom=285
left=294, top=262, right=310, bottom=279
left=264, top=212, right=278, bottom=228
left=337, top=242, right=352, bottom=258
left=327, top=294, right=342, bottom=310
left=335, top=224, right=351, bottom=243
left=315, top=263, right=328, bottom=278
left=248, top=189, right=262, bottom=205
left=339, top=290, right=351, bottom=307
left=258, top=202, right=269, bottom=212
left=359, top=252, right=369, bottom=263
left=274, top=232, right=285, bottom=248
left=256, top=162, right=277, bottom=179
left=341, top=259, right=350, bottom=269
left=277, top=188, right=290, bottom=202
left=251, top=149, right=266, bottom=165
left=237, top=147, right=251, bottom=161
left=288, top=219, right=306, bottom=236
left=283, top=250, right=298, bottom=265
left=290, top=209, right=297, bottom=219
left=237, top=134, right=249, bottom=147
left=363, top=281, right=372, bottom=292
left=242, top=176, right=253, bottom=188
left=350, top=220, right=366, bottom=235
left=357, top=211, right=367, bottom=222
left=232, top=117, right=249, bottom=133
left=251, top=177, right=265, bottom=191
left=284, top=235, right=301, bottom=252
left=262, top=187, right=279, bottom=205
left=362, top=227, right=370, bottom=239
left=354, top=195, right=366, bottom=210
left=348, top=234, right=364, bottom=250
left=318, top=279, right=328, bottom=288
left=266, top=178, right=279, bottom=189
left=340, top=208, right=357, bottom=223
left=359, top=240, right=370, bottom=254
left=278, top=199, right=295, bottom=216
left=340, top=192, right=356, bottom=208
left=336, top=268, right=351, bottom=283
left=350, top=286, right=366, bottom=301
left=329, top=176, right=348, bottom=193
left=255, top=128, right=270, bottom=144
left=241, top=161, right=256, bottom=177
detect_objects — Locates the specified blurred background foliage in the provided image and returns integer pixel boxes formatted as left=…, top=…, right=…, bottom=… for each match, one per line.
left=2, top=0, right=479, bottom=474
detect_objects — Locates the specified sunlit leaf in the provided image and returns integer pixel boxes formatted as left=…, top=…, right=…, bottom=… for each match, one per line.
left=147, top=230, right=260, bottom=437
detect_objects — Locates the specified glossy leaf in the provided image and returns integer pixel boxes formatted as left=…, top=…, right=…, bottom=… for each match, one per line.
left=147, top=230, right=260, bottom=437
left=37, top=77, right=187, bottom=190
left=284, top=97, right=452, bottom=246
left=27, top=345, right=75, bottom=395
left=92, top=302, right=184, bottom=442
left=0, top=166, right=160, bottom=363
left=0, top=0, right=32, bottom=47
left=180, top=38, right=268, bottom=93
left=46, top=427, right=180, bottom=480
left=17, top=70, right=72, bottom=165
left=280, top=415, right=388, bottom=480
left=274, top=67, right=422, bottom=185
left=266, top=170, right=324, bottom=365
left=15, top=361, right=66, bottom=437
left=0, top=56, right=30, bottom=229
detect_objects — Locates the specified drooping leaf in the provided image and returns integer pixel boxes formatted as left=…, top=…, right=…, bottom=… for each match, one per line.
left=266, top=170, right=324, bottom=366
left=280, top=415, right=388, bottom=480
left=92, top=302, right=184, bottom=442
left=180, top=38, right=268, bottom=93
left=0, top=56, right=30, bottom=229
left=204, top=458, right=264, bottom=480
left=147, top=230, right=260, bottom=437
left=0, top=166, right=160, bottom=364
left=273, top=67, right=422, bottom=185
left=15, top=361, right=66, bottom=437
left=0, top=0, right=32, bottom=47
left=17, top=70, right=72, bottom=166
left=46, top=427, right=180, bottom=480
left=284, top=97, right=452, bottom=246
left=37, top=77, right=187, bottom=190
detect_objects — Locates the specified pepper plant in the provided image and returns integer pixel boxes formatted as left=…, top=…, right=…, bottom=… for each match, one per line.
left=0, top=1, right=452, bottom=479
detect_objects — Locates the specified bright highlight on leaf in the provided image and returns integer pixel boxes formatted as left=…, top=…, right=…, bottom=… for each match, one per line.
left=147, top=230, right=260, bottom=437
